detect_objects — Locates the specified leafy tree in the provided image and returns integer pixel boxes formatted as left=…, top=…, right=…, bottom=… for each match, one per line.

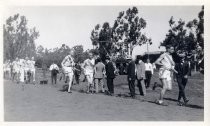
left=186, top=6, right=204, bottom=61
left=72, top=45, right=85, bottom=63
left=3, top=14, right=39, bottom=61
left=90, top=7, right=151, bottom=60
left=160, top=17, right=196, bottom=53
left=161, top=6, right=204, bottom=62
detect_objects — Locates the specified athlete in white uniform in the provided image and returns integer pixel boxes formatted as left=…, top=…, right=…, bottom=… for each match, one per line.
left=24, top=57, right=32, bottom=83
left=12, top=58, right=21, bottom=83
left=61, top=50, right=75, bottom=93
left=30, top=57, right=36, bottom=82
left=82, top=52, right=95, bottom=93
left=3, top=60, right=11, bottom=79
left=19, top=58, right=26, bottom=83
left=155, top=46, right=176, bottom=105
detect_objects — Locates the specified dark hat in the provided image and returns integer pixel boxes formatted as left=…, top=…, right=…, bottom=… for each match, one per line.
left=126, top=56, right=132, bottom=60
left=106, top=56, right=110, bottom=60
left=136, top=55, right=143, bottom=60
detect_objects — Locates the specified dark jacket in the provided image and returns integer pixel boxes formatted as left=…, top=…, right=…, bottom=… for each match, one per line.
left=127, top=61, right=136, bottom=80
left=74, top=64, right=81, bottom=75
left=175, top=61, right=190, bottom=78
left=105, top=61, right=115, bottom=79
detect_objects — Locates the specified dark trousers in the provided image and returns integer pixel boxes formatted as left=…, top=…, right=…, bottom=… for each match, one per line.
left=75, top=74, right=80, bottom=84
left=107, top=78, right=114, bottom=93
left=145, top=71, right=152, bottom=88
left=128, top=79, right=136, bottom=97
left=26, top=71, right=32, bottom=83
left=51, top=74, right=57, bottom=84
left=177, top=77, right=188, bottom=102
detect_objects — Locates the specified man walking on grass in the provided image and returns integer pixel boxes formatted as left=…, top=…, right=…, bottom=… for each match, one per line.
left=49, top=62, right=59, bottom=85
left=61, top=50, right=75, bottom=93
left=154, top=45, right=177, bottom=105
left=82, top=52, right=95, bottom=93
left=105, top=56, right=115, bottom=96
left=175, top=52, right=190, bottom=106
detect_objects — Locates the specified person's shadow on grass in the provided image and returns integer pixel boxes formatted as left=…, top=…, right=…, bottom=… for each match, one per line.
left=164, top=97, right=204, bottom=109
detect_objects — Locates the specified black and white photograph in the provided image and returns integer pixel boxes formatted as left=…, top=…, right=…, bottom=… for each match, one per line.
left=1, top=0, right=208, bottom=124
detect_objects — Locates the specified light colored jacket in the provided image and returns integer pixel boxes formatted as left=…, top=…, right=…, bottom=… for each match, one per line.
left=94, top=62, right=105, bottom=79
left=136, top=61, right=146, bottom=80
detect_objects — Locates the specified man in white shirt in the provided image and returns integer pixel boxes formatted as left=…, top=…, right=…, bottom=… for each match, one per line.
left=49, top=62, right=59, bottom=85
left=19, top=58, right=26, bottom=83
left=145, top=59, right=153, bottom=89
left=155, top=45, right=176, bottom=105
left=61, top=50, right=75, bottom=93
left=3, top=60, right=11, bottom=79
left=24, top=57, right=32, bottom=83
left=12, top=58, right=19, bottom=82
left=30, top=57, right=36, bottom=82
left=82, top=52, right=95, bottom=93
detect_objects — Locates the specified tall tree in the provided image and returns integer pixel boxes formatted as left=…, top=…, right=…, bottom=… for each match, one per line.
left=160, top=17, right=195, bottom=53
left=186, top=6, right=204, bottom=58
left=161, top=6, right=204, bottom=61
left=3, top=14, right=39, bottom=61
left=90, top=7, right=151, bottom=59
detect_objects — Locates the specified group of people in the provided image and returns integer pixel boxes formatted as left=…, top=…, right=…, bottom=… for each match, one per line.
left=48, top=45, right=193, bottom=106
left=54, top=50, right=117, bottom=95
left=153, top=45, right=191, bottom=106
left=4, top=45, right=194, bottom=107
left=123, top=45, right=192, bottom=106
left=3, top=57, right=36, bottom=84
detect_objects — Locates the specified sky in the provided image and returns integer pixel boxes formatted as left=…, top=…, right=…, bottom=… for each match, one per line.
left=4, top=6, right=201, bottom=53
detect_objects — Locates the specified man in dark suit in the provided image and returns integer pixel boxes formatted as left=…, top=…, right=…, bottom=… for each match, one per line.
left=74, top=63, right=81, bottom=85
left=127, top=57, right=136, bottom=98
left=105, top=56, right=115, bottom=96
left=175, top=52, right=190, bottom=106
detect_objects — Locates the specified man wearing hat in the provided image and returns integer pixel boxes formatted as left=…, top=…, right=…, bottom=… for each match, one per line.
left=127, top=56, right=136, bottom=98
left=175, top=52, right=190, bottom=106
left=105, top=56, right=116, bottom=95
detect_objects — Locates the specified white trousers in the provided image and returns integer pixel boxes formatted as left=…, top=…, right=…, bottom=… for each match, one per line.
left=31, top=68, right=36, bottom=81
left=20, top=69, right=25, bottom=82
left=63, top=67, right=74, bottom=92
left=85, top=72, right=94, bottom=92
left=66, top=72, right=74, bottom=92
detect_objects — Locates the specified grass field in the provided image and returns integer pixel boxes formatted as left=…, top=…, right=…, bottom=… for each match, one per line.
left=4, top=69, right=204, bottom=121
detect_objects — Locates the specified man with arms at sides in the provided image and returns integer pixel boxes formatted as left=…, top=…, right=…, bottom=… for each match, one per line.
left=94, top=57, right=106, bottom=93
left=30, top=57, right=36, bottom=83
left=49, top=62, right=59, bottom=85
left=82, top=52, right=95, bottom=93
left=11, top=58, right=19, bottom=82
left=105, top=56, right=116, bottom=96
left=127, top=57, right=136, bottom=98
left=154, top=45, right=177, bottom=105
left=175, top=52, right=190, bottom=106
left=19, top=58, right=26, bottom=83
left=144, top=58, right=153, bottom=89
left=61, top=50, right=75, bottom=93
left=74, top=62, right=82, bottom=85
left=136, top=55, right=146, bottom=96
